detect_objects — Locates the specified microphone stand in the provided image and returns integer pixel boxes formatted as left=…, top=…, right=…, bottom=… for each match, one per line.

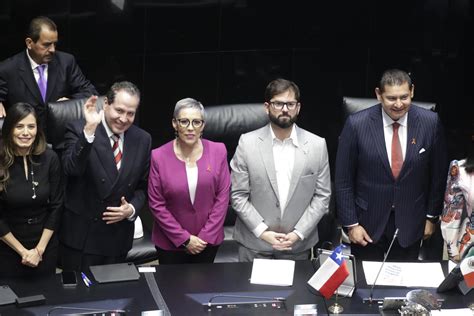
left=363, top=228, right=399, bottom=305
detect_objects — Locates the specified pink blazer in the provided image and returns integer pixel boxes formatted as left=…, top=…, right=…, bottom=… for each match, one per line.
left=148, top=139, right=230, bottom=250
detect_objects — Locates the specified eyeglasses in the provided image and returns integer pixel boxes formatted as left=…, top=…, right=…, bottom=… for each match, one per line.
left=269, top=101, right=299, bottom=110
left=175, top=118, right=205, bottom=128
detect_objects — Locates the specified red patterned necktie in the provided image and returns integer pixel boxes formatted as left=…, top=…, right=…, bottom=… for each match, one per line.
left=391, top=122, right=403, bottom=179
left=111, top=134, right=122, bottom=170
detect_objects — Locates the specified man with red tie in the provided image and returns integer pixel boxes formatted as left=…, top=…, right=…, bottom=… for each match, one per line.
left=335, top=69, right=448, bottom=261
left=59, top=82, right=151, bottom=271
left=0, top=16, right=97, bottom=131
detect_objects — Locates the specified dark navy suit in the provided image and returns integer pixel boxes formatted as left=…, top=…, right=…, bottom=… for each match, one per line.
left=0, top=50, right=97, bottom=129
left=335, top=104, right=447, bottom=248
left=59, top=120, right=151, bottom=258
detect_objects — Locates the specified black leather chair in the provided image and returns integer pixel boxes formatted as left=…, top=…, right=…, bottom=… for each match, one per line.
left=341, top=96, right=443, bottom=260
left=203, top=103, right=269, bottom=262
left=47, top=97, right=159, bottom=265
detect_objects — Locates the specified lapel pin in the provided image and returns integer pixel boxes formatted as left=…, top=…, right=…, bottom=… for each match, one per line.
left=207, top=165, right=211, bottom=172
left=411, top=138, right=416, bottom=145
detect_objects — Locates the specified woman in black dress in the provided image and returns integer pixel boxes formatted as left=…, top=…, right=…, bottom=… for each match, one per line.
left=0, top=103, right=63, bottom=277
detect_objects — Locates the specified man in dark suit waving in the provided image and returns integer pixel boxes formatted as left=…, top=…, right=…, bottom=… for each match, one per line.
left=0, top=16, right=97, bottom=129
left=335, top=69, right=447, bottom=261
left=59, top=81, right=151, bottom=271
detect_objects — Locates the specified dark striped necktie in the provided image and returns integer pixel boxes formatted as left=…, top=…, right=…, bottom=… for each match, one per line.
left=111, top=134, right=122, bottom=170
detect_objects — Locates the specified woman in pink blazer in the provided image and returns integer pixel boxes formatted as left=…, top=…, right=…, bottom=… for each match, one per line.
left=148, top=98, right=230, bottom=264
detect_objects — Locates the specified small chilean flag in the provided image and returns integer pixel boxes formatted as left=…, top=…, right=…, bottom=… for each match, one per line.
left=307, top=245, right=350, bottom=299
left=460, top=256, right=474, bottom=288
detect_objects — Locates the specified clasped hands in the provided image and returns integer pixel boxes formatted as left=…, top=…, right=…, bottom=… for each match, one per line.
left=260, top=231, right=300, bottom=251
left=185, top=235, right=208, bottom=255
left=103, top=197, right=134, bottom=224
left=21, top=247, right=43, bottom=267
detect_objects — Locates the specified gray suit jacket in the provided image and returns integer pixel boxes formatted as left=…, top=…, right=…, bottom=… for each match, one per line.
left=231, top=124, right=331, bottom=254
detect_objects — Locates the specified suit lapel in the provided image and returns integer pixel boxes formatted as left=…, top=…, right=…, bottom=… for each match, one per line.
left=46, top=56, right=59, bottom=102
left=193, top=140, right=210, bottom=210
left=116, top=128, right=136, bottom=182
left=285, top=128, right=307, bottom=207
left=259, top=126, right=280, bottom=200
left=400, top=106, right=419, bottom=178
left=369, top=105, right=393, bottom=177
left=19, top=52, right=43, bottom=103
left=94, top=124, right=119, bottom=184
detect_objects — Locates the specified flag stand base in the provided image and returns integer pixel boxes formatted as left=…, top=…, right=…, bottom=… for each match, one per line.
left=328, top=302, right=344, bottom=314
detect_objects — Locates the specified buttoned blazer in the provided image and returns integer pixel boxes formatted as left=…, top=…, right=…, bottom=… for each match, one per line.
left=59, top=120, right=151, bottom=256
left=148, top=139, right=231, bottom=250
left=335, top=104, right=448, bottom=247
left=231, top=124, right=331, bottom=254
left=0, top=50, right=97, bottom=128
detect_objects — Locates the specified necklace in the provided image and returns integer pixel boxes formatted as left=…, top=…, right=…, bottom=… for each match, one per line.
left=31, top=167, right=37, bottom=199
left=22, top=156, right=38, bottom=199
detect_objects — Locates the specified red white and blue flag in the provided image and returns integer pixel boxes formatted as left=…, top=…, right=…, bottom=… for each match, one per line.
left=307, top=245, right=350, bottom=299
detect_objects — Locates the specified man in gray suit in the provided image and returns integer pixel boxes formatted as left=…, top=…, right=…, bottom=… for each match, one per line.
left=231, top=78, right=331, bottom=261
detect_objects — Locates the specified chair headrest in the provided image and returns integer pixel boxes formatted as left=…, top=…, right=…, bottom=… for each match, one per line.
left=342, top=97, right=436, bottom=121
left=202, top=103, right=268, bottom=161
left=203, top=103, right=268, bottom=139
left=47, top=96, right=105, bottom=149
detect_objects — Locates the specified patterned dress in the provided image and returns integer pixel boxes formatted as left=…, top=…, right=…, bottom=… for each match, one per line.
left=441, top=159, right=474, bottom=260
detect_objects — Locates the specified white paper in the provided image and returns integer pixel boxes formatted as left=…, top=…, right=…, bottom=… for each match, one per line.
left=362, top=261, right=445, bottom=288
left=138, top=266, right=156, bottom=273
left=431, top=308, right=474, bottom=316
left=250, top=258, right=295, bottom=286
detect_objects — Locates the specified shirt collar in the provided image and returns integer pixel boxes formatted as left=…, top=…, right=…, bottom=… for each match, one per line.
left=102, top=116, right=123, bottom=140
left=382, top=107, right=408, bottom=127
left=269, top=124, right=299, bottom=147
left=26, top=49, right=46, bottom=71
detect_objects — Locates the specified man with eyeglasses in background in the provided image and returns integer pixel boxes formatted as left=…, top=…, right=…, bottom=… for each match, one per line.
left=231, top=78, right=331, bottom=261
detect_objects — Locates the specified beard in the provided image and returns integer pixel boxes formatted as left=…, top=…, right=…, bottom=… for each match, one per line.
left=268, top=112, right=297, bottom=129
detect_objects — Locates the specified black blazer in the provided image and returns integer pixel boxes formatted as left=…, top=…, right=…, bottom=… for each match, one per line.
left=59, top=120, right=151, bottom=256
left=0, top=50, right=97, bottom=128
left=335, top=104, right=448, bottom=247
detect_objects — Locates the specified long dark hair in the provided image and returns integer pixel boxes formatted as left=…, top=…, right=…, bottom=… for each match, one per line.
left=0, top=103, right=47, bottom=191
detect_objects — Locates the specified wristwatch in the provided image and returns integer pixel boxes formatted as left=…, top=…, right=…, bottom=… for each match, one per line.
left=426, top=216, right=439, bottom=224
left=181, top=238, right=191, bottom=248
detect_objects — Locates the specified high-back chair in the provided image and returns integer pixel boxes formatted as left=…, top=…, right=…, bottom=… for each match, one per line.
left=203, top=103, right=269, bottom=262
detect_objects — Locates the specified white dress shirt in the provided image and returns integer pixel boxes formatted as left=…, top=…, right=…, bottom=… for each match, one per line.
left=382, top=109, right=408, bottom=166
left=185, top=165, right=198, bottom=205
left=252, top=125, right=304, bottom=240
left=26, top=49, right=48, bottom=82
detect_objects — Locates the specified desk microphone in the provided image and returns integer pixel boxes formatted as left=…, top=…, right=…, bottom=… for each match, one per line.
left=366, top=228, right=399, bottom=305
